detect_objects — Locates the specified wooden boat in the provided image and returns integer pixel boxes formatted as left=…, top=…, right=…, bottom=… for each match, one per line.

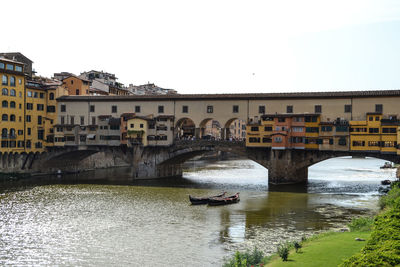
left=189, top=192, right=226, bottom=205
left=208, top=193, right=240, bottom=206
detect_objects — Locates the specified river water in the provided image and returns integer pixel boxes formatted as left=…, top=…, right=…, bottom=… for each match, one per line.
left=0, top=157, right=396, bottom=266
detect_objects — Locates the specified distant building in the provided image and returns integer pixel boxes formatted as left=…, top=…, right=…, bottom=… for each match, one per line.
left=62, top=75, right=91, bottom=96
left=128, top=83, right=177, bottom=95
left=0, top=52, right=34, bottom=78
left=53, top=72, right=74, bottom=81
left=80, top=70, right=130, bottom=96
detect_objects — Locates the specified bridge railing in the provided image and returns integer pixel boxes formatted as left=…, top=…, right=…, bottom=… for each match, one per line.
left=174, top=139, right=245, bottom=148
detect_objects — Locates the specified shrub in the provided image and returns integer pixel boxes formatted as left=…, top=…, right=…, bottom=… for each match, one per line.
left=277, top=243, right=289, bottom=261
left=293, top=241, right=302, bottom=253
left=379, top=186, right=400, bottom=209
left=347, top=216, right=374, bottom=232
left=223, top=247, right=267, bottom=267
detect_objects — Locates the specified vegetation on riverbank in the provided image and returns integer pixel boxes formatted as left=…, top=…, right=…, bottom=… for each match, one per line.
left=340, top=181, right=400, bottom=266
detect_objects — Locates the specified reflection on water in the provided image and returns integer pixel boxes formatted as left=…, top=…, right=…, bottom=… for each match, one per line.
left=0, top=157, right=396, bottom=266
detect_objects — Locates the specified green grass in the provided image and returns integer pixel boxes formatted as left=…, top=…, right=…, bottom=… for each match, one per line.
left=266, top=231, right=370, bottom=267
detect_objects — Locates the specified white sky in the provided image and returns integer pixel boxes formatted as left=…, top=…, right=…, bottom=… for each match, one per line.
left=2, top=0, right=400, bottom=93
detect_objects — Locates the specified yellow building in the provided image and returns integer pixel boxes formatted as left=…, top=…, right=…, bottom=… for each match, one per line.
left=245, top=115, right=274, bottom=147
left=1, top=58, right=25, bottom=153
left=304, top=115, right=320, bottom=149
left=126, top=117, right=148, bottom=146
left=350, top=113, right=397, bottom=154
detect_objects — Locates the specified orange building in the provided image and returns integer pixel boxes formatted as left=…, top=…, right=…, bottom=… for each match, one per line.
left=62, top=75, right=91, bottom=96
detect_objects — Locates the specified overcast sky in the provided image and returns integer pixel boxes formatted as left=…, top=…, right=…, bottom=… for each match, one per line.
left=2, top=0, right=400, bottom=94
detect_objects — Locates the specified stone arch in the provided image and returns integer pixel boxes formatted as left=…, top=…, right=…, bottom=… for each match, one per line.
left=175, top=117, right=196, bottom=139
left=199, top=118, right=223, bottom=140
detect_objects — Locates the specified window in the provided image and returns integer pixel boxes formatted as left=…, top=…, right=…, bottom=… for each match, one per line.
left=27, top=128, right=31, bottom=136
left=140, top=124, right=144, bottom=128
left=6, top=64, right=13, bottom=71
left=292, top=126, right=303, bottom=132
left=37, top=104, right=44, bottom=111
left=18, top=130, right=23, bottom=135
left=207, top=105, right=213, bottom=113
left=344, top=104, right=352, bottom=113
left=250, top=126, right=259, bottom=131
left=2, top=75, right=7, bottom=85
left=314, top=105, right=322, bottom=113
left=259, top=105, right=265, bottom=114
left=158, top=105, right=164, bottom=113
left=135, top=105, right=141, bottom=113
left=92, top=116, right=96, bottom=125
left=75, top=89, right=79, bottom=95
left=26, top=140, right=31, bottom=148
left=10, top=101, right=15, bottom=108
left=10, top=115, right=15, bottom=121
left=10, top=76, right=15, bottom=86
left=130, top=124, right=134, bottom=128
left=249, top=137, right=260, bottom=143
left=33, top=92, right=38, bottom=98
left=286, top=105, right=293, bottom=113
left=49, top=93, right=54, bottom=100
left=369, top=128, right=379, bottom=133
left=90, top=105, right=95, bottom=112
left=80, top=116, right=85, bottom=125
left=278, top=117, right=285, bottom=122
left=352, top=140, right=365, bottom=146
left=47, top=106, right=56, bottom=112
left=39, top=93, right=44, bottom=99
left=15, top=65, right=22, bottom=72
left=293, top=117, right=303, bottom=122
left=70, top=116, right=74, bottom=125
left=27, top=91, right=32, bottom=97
left=375, top=116, right=380, bottom=121
left=2, top=100, right=8, bottom=108
left=112, top=105, right=117, bottom=113
left=375, top=104, right=383, bottom=113
left=18, top=79, right=22, bottom=85
left=274, top=136, right=283, bottom=143
left=233, top=105, right=239, bottom=113
left=368, top=141, right=379, bottom=147
left=10, top=89, right=16, bottom=96
left=38, top=116, right=42, bottom=125
left=26, top=103, right=33, bottom=110
left=26, top=115, right=31, bottom=122
left=264, top=126, right=273, bottom=131
left=321, top=126, right=333, bottom=132
left=306, top=127, right=319, bottom=133
left=2, top=88, right=8, bottom=95
left=61, top=104, right=66, bottom=112
left=382, top=128, right=397, bottom=134
left=0, top=63, right=4, bottom=69
left=182, top=106, right=188, bottom=113
left=71, top=80, right=74, bottom=85
left=262, top=137, right=272, bottom=143
left=60, top=116, right=65, bottom=125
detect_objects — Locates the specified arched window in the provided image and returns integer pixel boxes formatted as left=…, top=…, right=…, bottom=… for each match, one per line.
left=2, top=75, right=7, bottom=86
left=10, top=76, right=15, bottom=86
left=10, top=89, right=16, bottom=96
left=2, top=100, right=8, bottom=108
left=10, top=101, right=16, bottom=108
left=2, top=114, right=8, bottom=121
left=49, top=92, right=54, bottom=100
left=9, top=128, right=15, bottom=137
left=10, top=115, right=15, bottom=121
left=1, top=128, right=7, bottom=137
left=2, top=88, right=8, bottom=95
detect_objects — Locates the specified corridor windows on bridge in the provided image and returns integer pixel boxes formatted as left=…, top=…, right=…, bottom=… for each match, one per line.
left=344, top=104, right=352, bottom=113
left=258, top=105, right=265, bottom=114
left=368, top=141, right=379, bottom=147
left=61, top=104, right=66, bottom=112
left=207, top=105, right=213, bottom=113
left=382, top=127, right=397, bottom=133
left=314, top=105, right=322, bottom=113
left=233, top=105, right=239, bottom=113
left=182, top=105, right=188, bottom=113
left=135, top=105, right=141, bottom=113
left=112, top=105, right=117, bottom=113
left=158, top=105, right=164, bottom=113
left=286, top=105, right=293, bottom=113
left=90, top=105, right=95, bottom=112
left=375, top=104, right=383, bottom=113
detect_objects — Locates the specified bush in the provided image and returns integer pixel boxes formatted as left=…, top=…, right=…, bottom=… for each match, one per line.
left=293, top=241, right=302, bottom=253
left=347, top=216, right=374, bottom=232
left=379, top=186, right=400, bottom=209
left=277, top=243, right=289, bottom=261
left=223, top=247, right=267, bottom=267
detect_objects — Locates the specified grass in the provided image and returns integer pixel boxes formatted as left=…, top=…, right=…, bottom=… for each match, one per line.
left=266, top=231, right=371, bottom=267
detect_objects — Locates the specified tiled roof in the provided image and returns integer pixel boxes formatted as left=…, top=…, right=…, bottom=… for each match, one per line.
left=57, top=89, right=400, bottom=102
